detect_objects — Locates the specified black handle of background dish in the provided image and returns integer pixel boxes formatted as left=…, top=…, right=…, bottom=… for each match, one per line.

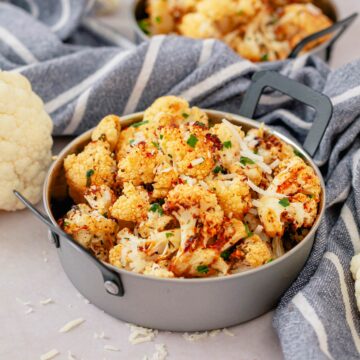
left=13, top=191, right=124, bottom=297
left=288, top=13, right=358, bottom=59
left=239, top=71, right=333, bottom=156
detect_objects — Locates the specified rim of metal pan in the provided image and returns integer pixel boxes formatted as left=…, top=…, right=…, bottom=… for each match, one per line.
left=43, top=109, right=326, bottom=284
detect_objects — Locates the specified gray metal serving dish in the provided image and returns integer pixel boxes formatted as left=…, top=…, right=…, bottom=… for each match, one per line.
left=18, top=71, right=332, bottom=331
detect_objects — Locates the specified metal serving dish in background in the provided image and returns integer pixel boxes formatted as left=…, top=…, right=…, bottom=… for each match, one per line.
left=18, top=71, right=332, bottom=331
left=132, top=0, right=357, bottom=63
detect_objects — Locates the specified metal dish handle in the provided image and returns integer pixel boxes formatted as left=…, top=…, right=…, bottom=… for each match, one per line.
left=13, top=191, right=124, bottom=297
left=288, top=13, right=358, bottom=60
left=239, top=71, right=333, bottom=156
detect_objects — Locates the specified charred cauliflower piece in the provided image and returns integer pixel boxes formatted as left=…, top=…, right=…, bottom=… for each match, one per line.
left=269, top=156, right=321, bottom=201
left=276, top=4, right=332, bottom=51
left=91, top=114, right=121, bottom=151
left=84, top=184, right=116, bottom=214
left=110, top=182, right=150, bottom=223
left=148, top=0, right=175, bottom=34
left=164, top=183, right=224, bottom=251
left=61, top=204, right=117, bottom=261
left=170, top=248, right=229, bottom=277
left=257, top=156, right=321, bottom=237
left=137, top=209, right=175, bottom=238
left=239, top=234, right=272, bottom=267
left=64, top=141, right=117, bottom=204
left=207, top=173, right=251, bottom=219
left=144, top=96, right=191, bottom=123
left=117, top=142, right=159, bottom=186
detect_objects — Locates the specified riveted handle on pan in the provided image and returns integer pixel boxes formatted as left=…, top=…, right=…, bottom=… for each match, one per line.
left=288, top=13, right=358, bottom=60
left=13, top=191, right=124, bottom=297
left=239, top=71, right=333, bottom=156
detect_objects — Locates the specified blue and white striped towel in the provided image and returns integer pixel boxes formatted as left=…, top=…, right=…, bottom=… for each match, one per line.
left=1, top=1, right=360, bottom=359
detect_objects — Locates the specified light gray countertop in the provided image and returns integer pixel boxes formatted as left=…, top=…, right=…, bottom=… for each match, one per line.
left=1, top=0, right=360, bottom=358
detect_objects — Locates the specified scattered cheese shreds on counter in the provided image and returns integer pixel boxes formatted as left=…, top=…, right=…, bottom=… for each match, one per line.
left=40, top=349, right=60, bottom=360
left=59, top=318, right=85, bottom=333
left=67, top=351, right=77, bottom=360
left=209, top=329, right=221, bottom=337
left=94, top=331, right=108, bottom=340
left=25, top=307, right=34, bottom=315
left=40, top=298, right=54, bottom=305
left=16, top=297, right=31, bottom=306
left=222, top=328, right=235, bottom=337
left=104, top=345, right=120, bottom=351
left=151, top=344, right=168, bottom=360
left=183, top=332, right=209, bottom=342
left=128, top=324, right=158, bottom=344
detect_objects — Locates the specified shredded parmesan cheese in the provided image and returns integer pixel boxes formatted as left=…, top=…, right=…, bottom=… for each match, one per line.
left=191, top=157, right=204, bottom=166
left=40, top=349, right=59, bottom=360
left=67, top=351, right=77, bottom=360
left=209, top=329, right=221, bottom=337
left=270, top=159, right=280, bottom=169
left=150, top=344, right=168, bottom=360
left=247, top=179, right=286, bottom=199
left=222, top=119, right=272, bottom=174
left=40, top=298, right=53, bottom=305
left=222, top=328, right=235, bottom=337
left=104, top=345, right=120, bottom=351
left=158, top=167, right=172, bottom=174
left=25, top=307, right=34, bottom=315
left=59, top=318, right=85, bottom=333
left=183, top=332, right=209, bottom=342
left=254, top=225, right=264, bottom=234
left=128, top=324, right=158, bottom=345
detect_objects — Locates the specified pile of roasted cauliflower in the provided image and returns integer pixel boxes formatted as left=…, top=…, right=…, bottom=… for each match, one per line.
left=139, top=0, right=332, bottom=62
left=59, top=96, right=321, bottom=278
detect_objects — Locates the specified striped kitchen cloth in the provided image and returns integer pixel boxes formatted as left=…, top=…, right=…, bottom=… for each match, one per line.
left=1, top=1, right=360, bottom=359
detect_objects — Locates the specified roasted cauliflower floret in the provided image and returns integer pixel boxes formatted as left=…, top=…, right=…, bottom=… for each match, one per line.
left=84, top=184, right=116, bottom=214
left=164, top=184, right=224, bottom=250
left=143, top=263, right=175, bottom=278
left=276, top=4, right=332, bottom=51
left=252, top=129, right=295, bottom=166
left=152, top=163, right=179, bottom=199
left=148, top=0, right=175, bottom=34
left=115, top=126, right=136, bottom=160
left=170, top=248, right=229, bottom=277
left=269, top=156, right=321, bottom=201
left=110, top=182, right=150, bottom=223
left=91, top=114, right=121, bottom=151
left=109, top=229, right=150, bottom=272
left=239, top=234, right=272, bottom=267
left=207, top=173, right=251, bottom=219
left=178, top=13, right=220, bottom=39
left=137, top=209, right=175, bottom=238
left=61, top=204, right=117, bottom=261
left=143, top=96, right=191, bottom=123
left=217, top=217, right=248, bottom=251
left=257, top=196, right=285, bottom=237
left=196, top=0, right=237, bottom=22
left=118, top=142, right=158, bottom=185
left=64, top=141, right=117, bottom=203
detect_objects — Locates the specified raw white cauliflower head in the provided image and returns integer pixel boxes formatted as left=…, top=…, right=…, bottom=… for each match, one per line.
left=0, top=71, right=53, bottom=211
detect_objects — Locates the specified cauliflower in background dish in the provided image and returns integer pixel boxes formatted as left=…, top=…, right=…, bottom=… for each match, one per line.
left=178, top=13, right=220, bottom=39
left=110, top=182, right=150, bottom=223
left=0, top=71, right=53, bottom=211
left=147, top=0, right=175, bottom=34
left=276, top=4, right=332, bottom=51
left=64, top=141, right=117, bottom=204
left=61, top=204, right=118, bottom=261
